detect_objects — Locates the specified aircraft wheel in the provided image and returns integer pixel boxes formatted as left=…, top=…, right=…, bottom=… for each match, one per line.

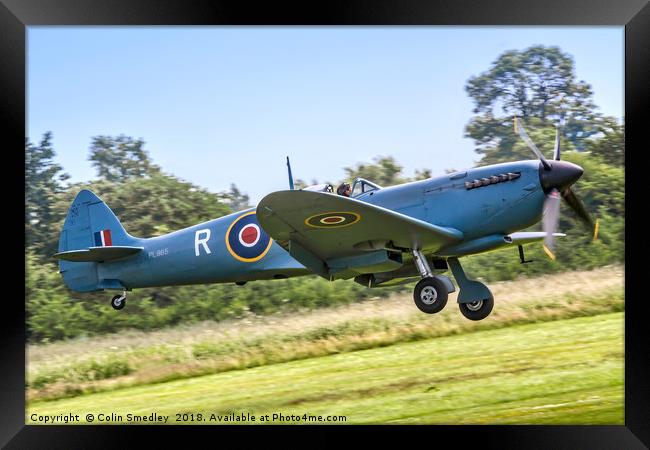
left=459, top=297, right=494, bottom=321
left=413, top=277, right=448, bottom=314
left=111, top=295, right=126, bottom=310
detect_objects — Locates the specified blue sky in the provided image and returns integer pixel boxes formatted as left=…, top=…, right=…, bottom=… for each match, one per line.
left=28, top=27, right=623, bottom=203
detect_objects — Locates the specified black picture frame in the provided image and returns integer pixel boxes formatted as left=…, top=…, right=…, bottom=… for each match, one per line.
left=4, top=0, right=648, bottom=447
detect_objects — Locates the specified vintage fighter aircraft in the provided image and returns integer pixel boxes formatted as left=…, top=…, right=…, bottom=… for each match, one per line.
left=54, top=118, right=596, bottom=320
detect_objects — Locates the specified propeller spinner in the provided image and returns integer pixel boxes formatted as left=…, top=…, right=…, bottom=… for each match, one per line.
left=514, top=116, right=596, bottom=259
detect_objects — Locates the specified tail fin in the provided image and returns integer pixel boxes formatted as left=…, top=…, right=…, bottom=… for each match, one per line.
left=58, top=190, right=134, bottom=252
left=56, top=190, right=139, bottom=292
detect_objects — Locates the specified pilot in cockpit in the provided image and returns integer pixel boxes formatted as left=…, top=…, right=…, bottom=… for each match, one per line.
left=336, top=182, right=352, bottom=197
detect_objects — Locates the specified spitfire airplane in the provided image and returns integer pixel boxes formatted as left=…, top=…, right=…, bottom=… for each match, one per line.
left=54, top=118, right=597, bottom=321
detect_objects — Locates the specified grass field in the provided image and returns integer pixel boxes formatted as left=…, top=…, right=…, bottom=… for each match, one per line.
left=27, top=266, right=624, bottom=424
left=26, top=265, right=624, bottom=403
left=28, top=312, right=623, bottom=424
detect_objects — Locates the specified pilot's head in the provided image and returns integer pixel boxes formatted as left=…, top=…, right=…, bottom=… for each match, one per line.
left=337, top=183, right=352, bottom=197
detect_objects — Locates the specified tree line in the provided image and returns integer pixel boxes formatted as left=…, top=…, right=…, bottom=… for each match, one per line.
left=26, top=45, right=624, bottom=342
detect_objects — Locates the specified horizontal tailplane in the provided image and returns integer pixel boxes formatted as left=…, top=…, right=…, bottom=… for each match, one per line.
left=54, top=246, right=143, bottom=262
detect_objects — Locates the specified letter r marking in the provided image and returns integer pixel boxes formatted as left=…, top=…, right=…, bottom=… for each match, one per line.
left=195, top=229, right=211, bottom=256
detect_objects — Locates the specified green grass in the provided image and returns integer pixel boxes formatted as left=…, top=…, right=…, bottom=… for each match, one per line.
left=27, top=266, right=624, bottom=402
left=28, top=312, right=623, bottom=424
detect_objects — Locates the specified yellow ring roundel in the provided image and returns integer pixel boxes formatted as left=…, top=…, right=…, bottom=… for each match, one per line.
left=304, top=211, right=361, bottom=228
left=225, top=211, right=273, bottom=262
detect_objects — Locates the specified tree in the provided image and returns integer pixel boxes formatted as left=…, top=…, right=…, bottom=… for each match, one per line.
left=343, top=156, right=407, bottom=186
left=25, top=132, right=70, bottom=251
left=585, top=118, right=624, bottom=167
left=89, top=135, right=160, bottom=182
left=52, top=174, right=232, bottom=240
left=224, top=183, right=251, bottom=212
left=293, top=179, right=310, bottom=190
left=35, top=135, right=234, bottom=257
left=414, top=168, right=432, bottom=180
left=470, top=116, right=582, bottom=166
left=465, top=45, right=607, bottom=164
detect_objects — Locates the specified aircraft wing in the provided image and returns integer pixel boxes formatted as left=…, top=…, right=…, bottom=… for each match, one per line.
left=257, top=190, right=463, bottom=278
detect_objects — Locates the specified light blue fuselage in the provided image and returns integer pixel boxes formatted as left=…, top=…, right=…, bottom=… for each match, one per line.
left=86, top=160, right=544, bottom=290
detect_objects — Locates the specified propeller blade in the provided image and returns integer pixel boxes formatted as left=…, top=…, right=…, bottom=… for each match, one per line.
left=514, top=116, right=551, bottom=170
left=594, top=219, right=600, bottom=241
left=553, top=116, right=565, bottom=161
left=561, top=187, right=594, bottom=230
left=553, top=125, right=561, bottom=161
left=542, top=188, right=561, bottom=260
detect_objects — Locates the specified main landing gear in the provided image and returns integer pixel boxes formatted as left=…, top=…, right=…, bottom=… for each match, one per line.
left=111, top=291, right=127, bottom=310
left=410, top=251, right=494, bottom=321
left=411, top=250, right=452, bottom=314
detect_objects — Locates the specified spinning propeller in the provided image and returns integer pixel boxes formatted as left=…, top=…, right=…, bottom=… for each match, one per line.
left=514, top=117, right=598, bottom=260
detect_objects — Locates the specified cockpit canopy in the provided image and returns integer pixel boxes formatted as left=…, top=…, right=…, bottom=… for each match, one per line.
left=301, top=179, right=381, bottom=197
left=302, top=183, right=334, bottom=193
left=351, top=178, right=382, bottom=198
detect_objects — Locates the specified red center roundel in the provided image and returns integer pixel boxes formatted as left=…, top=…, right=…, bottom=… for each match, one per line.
left=238, top=224, right=261, bottom=248
left=241, top=225, right=259, bottom=244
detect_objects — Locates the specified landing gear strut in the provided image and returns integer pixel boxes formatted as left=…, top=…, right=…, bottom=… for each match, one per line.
left=111, top=291, right=127, bottom=310
left=411, top=250, right=448, bottom=314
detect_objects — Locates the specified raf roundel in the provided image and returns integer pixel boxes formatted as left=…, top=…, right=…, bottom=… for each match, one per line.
left=305, top=211, right=361, bottom=228
left=226, top=212, right=273, bottom=262
left=238, top=223, right=261, bottom=247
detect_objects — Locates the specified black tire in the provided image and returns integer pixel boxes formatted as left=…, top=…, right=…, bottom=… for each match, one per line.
left=111, top=295, right=126, bottom=310
left=458, top=297, right=494, bottom=321
left=413, top=277, right=448, bottom=314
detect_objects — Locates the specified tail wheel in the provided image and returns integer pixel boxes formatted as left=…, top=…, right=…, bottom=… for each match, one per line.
left=413, top=277, right=448, bottom=314
left=111, top=295, right=126, bottom=310
left=459, top=297, right=494, bottom=321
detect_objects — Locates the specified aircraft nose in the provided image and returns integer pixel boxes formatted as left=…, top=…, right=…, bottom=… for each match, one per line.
left=539, top=161, right=584, bottom=192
